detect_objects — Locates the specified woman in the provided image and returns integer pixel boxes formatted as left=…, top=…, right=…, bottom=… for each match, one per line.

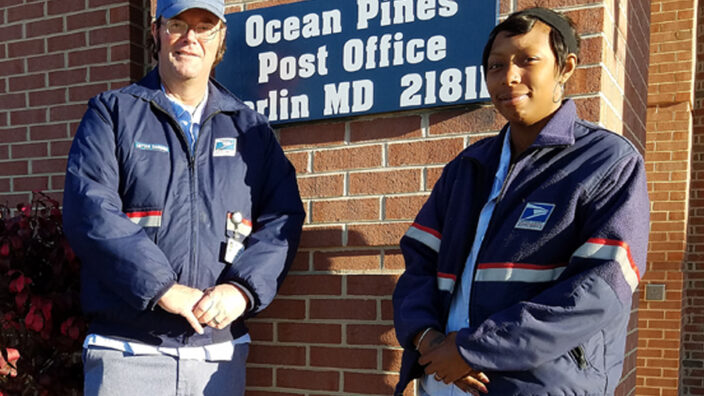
left=393, top=7, right=649, bottom=396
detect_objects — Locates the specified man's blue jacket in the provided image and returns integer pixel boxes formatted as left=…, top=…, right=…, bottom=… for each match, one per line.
left=63, top=68, right=305, bottom=347
left=393, top=100, right=649, bottom=395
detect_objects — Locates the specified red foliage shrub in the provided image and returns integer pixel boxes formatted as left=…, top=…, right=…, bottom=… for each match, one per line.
left=0, top=193, right=84, bottom=395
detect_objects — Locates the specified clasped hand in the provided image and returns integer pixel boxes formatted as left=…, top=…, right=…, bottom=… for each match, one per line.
left=158, top=283, right=249, bottom=334
left=417, top=330, right=490, bottom=395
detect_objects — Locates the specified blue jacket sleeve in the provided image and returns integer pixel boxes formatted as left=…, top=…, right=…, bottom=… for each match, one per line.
left=393, top=162, right=452, bottom=349
left=455, top=154, right=649, bottom=371
left=63, top=96, right=177, bottom=311
left=222, top=124, right=305, bottom=315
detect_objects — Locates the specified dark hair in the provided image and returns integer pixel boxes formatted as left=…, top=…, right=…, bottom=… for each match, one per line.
left=482, top=8, right=580, bottom=74
left=149, top=18, right=227, bottom=67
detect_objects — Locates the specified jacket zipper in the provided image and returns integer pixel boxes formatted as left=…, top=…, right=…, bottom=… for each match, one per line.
left=569, top=346, right=588, bottom=369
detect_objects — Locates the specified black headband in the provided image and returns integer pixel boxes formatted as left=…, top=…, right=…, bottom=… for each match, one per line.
left=520, top=8, right=579, bottom=55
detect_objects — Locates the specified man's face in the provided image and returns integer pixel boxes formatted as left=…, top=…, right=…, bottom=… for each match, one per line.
left=485, top=21, right=566, bottom=129
left=152, top=8, right=225, bottom=84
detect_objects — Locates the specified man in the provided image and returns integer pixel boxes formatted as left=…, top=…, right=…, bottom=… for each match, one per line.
left=393, top=7, right=649, bottom=395
left=63, top=0, right=304, bottom=394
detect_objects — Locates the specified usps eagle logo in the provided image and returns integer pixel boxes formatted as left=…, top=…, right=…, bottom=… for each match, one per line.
left=515, top=202, right=555, bottom=231
left=213, top=138, right=237, bottom=157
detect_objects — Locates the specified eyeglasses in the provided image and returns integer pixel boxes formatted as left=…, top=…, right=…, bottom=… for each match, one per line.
left=164, top=19, right=224, bottom=41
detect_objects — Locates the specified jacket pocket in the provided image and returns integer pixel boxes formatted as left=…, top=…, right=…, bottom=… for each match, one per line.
left=125, top=209, right=163, bottom=244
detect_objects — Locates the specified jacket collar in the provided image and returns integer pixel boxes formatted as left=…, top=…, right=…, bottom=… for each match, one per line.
left=123, top=67, right=250, bottom=116
left=462, top=99, right=577, bottom=163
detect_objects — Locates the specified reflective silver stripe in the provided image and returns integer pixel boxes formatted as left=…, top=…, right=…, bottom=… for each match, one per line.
left=475, top=266, right=565, bottom=282
left=437, top=275, right=455, bottom=293
left=127, top=215, right=162, bottom=228
left=405, top=225, right=441, bottom=253
left=572, top=240, right=639, bottom=292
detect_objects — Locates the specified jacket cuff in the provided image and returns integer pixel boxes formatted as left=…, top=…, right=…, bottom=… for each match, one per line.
left=148, top=279, right=177, bottom=311
left=228, top=281, right=255, bottom=312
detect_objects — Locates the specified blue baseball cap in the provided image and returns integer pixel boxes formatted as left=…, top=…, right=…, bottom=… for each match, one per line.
left=156, top=0, right=226, bottom=22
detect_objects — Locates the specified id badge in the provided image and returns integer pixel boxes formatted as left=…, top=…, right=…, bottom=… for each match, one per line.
left=224, top=237, right=245, bottom=264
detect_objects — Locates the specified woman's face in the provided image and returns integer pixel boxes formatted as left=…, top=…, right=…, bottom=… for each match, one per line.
left=485, top=21, right=574, bottom=129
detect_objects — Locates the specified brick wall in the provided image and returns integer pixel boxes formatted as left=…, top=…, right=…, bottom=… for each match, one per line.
left=640, top=0, right=696, bottom=394
left=0, top=0, right=664, bottom=394
left=682, top=1, right=704, bottom=394
left=236, top=0, right=651, bottom=394
left=0, top=0, right=149, bottom=209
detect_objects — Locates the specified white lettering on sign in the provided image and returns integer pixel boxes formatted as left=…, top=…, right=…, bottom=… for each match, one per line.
left=323, top=80, right=374, bottom=115
left=342, top=34, right=446, bottom=72
left=400, top=66, right=490, bottom=107
left=258, top=45, right=329, bottom=83
left=245, top=89, right=310, bottom=122
left=245, top=10, right=342, bottom=47
left=356, top=0, right=458, bottom=30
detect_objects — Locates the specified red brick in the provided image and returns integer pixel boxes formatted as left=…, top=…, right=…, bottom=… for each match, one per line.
left=9, top=74, right=46, bottom=92
left=248, top=344, right=305, bottom=365
left=67, top=10, right=108, bottom=31
left=347, top=324, right=398, bottom=346
left=310, top=298, right=377, bottom=320
left=110, top=43, right=132, bottom=63
left=285, top=151, right=308, bottom=174
left=277, top=368, right=339, bottom=391
left=0, top=193, right=31, bottom=209
left=344, top=371, right=398, bottom=395
left=298, top=224, right=343, bottom=248
left=109, top=5, right=130, bottom=24
left=7, top=2, right=44, bottom=23
left=0, top=160, right=28, bottom=176
left=90, top=63, right=130, bottom=82
left=10, top=108, right=46, bottom=126
left=0, top=24, right=22, bottom=42
left=350, top=115, right=422, bottom=142
left=256, top=298, right=306, bottom=320
left=246, top=0, right=303, bottom=10
left=247, top=321, right=273, bottom=342
left=50, top=104, right=87, bottom=122
left=347, top=274, right=399, bottom=296
left=388, top=138, right=464, bottom=166
left=29, top=88, right=66, bottom=107
left=12, top=176, right=49, bottom=192
left=278, top=323, right=341, bottom=344
left=311, top=346, right=377, bottom=369
left=11, top=142, right=47, bottom=159
left=8, top=39, right=45, bottom=58
left=48, top=0, right=86, bottom=15
left=48, top=32, right=87, bottom=53
left=0, top=178, right=9, bottom=192
left=49, top=68, right=88, bottom=87
left=278, top=121, right=345, bottom=149
left=50, top=140, right=73, bottom=157
left=69, top=48, right=108, bottom=68
left=349, top=169, right=422, bottom=195
left=383, top=250, right=406, bottom=271
left=347, top=222, right=409, bottom=247
left=385, top=194, right=428, bottom=220
left=89, top=26, right=130, bottom=46
left=0, top=127, right=27, bottom=144
left=31, top=158, right=67, bottom=174
left=0, top=59, right=24, bottom=77
left=246, top=367, right=272, bottom=388
left=383, top=348, right=403, bottom=371
left=297, top=174, right=343, bottom=198
left=429, top=106, right=504, bottom=135
left=313, top=145, right=382, bottom=172
left=313, top=250, right=381, bottom=271
left=311, top=198, right=379, bottom=223
left=69, top=83, right=109, bottom=102
left=30, top=124, right=69, bottom=141
left=28, top=53, right=66, bottom=73
left=278, top=274, right=342, bottom=296
left=26, top=17, right=64, bottom=38
left=50, top=174, right=66, bottom=190
left=0, top=93, right=26, bottom=110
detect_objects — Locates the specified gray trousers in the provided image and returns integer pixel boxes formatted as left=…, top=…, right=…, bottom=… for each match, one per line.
left=83, top=344, right=249, bottom=396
